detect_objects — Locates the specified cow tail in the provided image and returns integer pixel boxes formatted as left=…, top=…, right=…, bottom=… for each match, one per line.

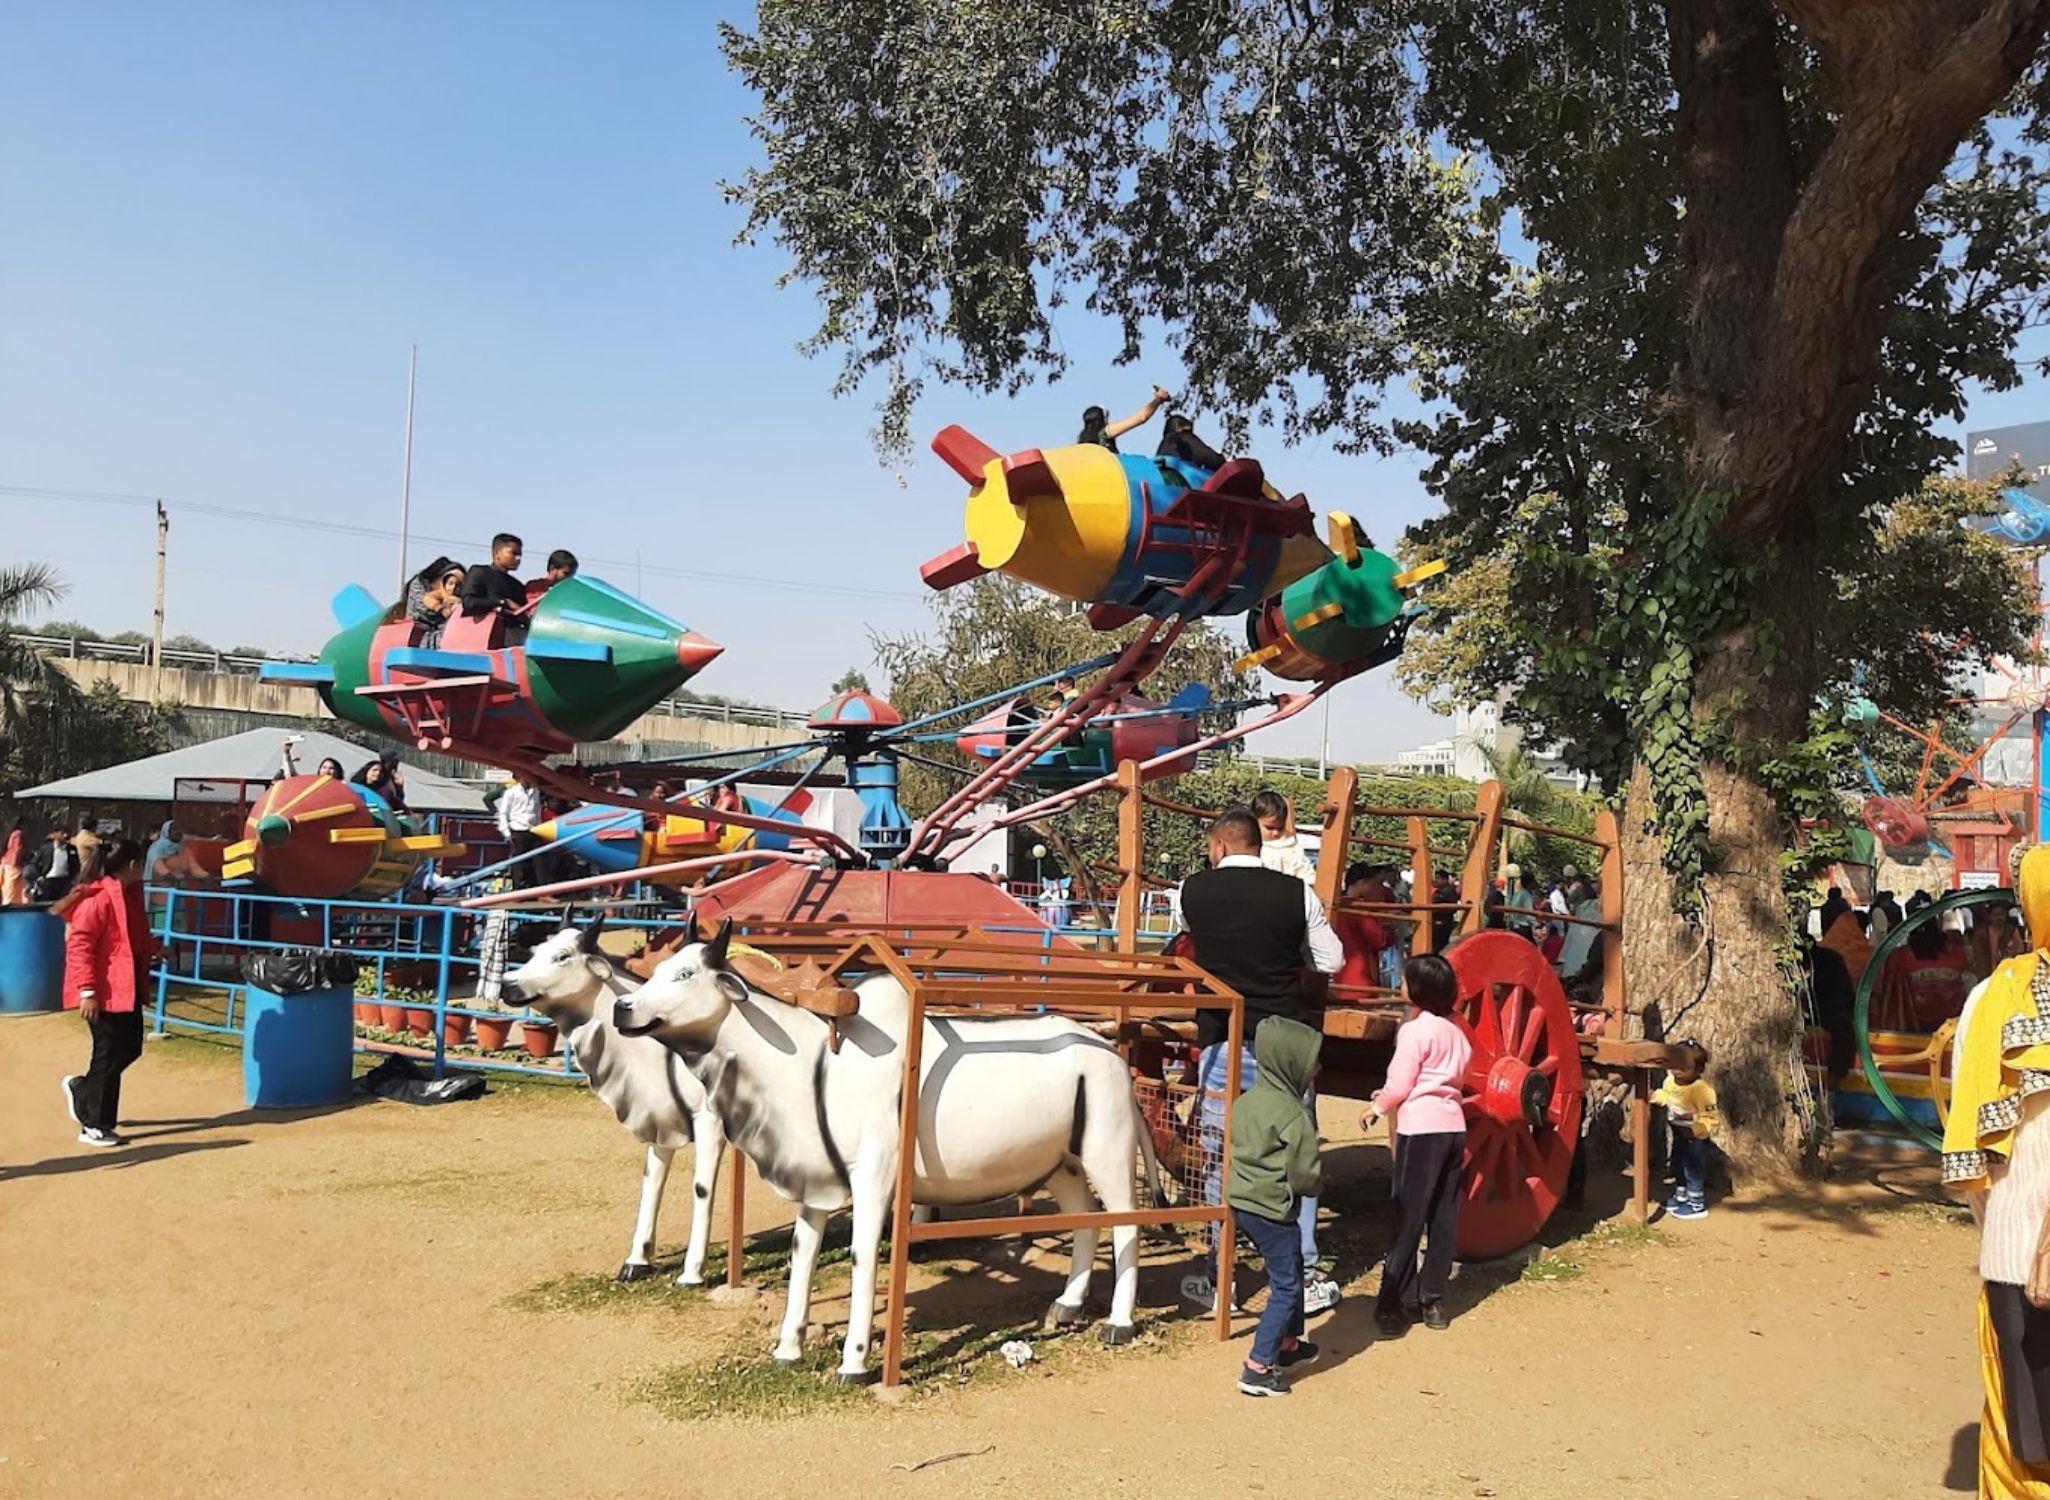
left=1130, top=1091, right=1167, bottom=1210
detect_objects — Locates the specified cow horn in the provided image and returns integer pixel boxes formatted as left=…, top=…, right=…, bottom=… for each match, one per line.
left=704, top=917, right=734, bottom=969
left=684, top=911, right=702, bottom=946
left=578, top=908, right=610, bottom=954
left=558, top=901, right=576, bottom=932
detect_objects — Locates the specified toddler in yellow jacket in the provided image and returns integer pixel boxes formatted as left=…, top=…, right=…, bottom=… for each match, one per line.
left=1654, top=1041, right=1718, bottom=1220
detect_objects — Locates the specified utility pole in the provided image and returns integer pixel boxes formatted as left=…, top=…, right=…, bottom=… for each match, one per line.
left=1318, top=693, right=1332, bottom=779
left=151, top=501, right=168, bottom=704
left=396, top=344, right=417, bottom=599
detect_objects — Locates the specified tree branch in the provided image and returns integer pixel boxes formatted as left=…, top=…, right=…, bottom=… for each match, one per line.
left=1719, top=0, right=2050, bottom=522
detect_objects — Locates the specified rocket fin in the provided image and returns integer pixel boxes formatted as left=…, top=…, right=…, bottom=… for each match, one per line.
left=920, top=542, right=988, bottom=591
left=1392, top=559, right=1447, bottom=589
left=932, top=425, right=1001, bottom=483
left=1233, top=644, right=1284, bottom=673
left=331, top=584, right=385, bottom=629
left=1327, top=511, right=1361, bottom=566
left=1291, top=602, right=1345, bottom=631
left=1001, top=450, right=1062, bottom=503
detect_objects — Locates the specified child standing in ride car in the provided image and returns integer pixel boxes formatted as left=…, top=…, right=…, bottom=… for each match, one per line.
left=1654, top=1040, right=1719, bottom=1221
left=1226, top=1015, right=1325, bottom=1397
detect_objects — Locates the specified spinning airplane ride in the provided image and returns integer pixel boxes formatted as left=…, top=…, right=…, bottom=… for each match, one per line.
left=274, top=418, right=1681, bottom=1275
left=274, top=422, right=1438, bottom=927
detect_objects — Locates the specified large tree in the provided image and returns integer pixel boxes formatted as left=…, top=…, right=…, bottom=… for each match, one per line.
left=723, top=1, right=2050, bottom=1170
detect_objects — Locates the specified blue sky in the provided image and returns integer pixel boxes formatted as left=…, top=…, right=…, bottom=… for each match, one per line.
left=2, top=5, right=2045, bottom=764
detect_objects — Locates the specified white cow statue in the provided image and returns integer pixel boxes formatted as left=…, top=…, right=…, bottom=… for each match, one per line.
left=611, top=916, right=1162, bottom=1382
left=504, top=914, right=727, bottom=1287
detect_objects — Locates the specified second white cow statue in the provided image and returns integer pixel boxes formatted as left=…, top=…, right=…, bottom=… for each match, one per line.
left=611, top=916, right=1164, bottom=1382
left=504, top=916, right=727, bottom=1287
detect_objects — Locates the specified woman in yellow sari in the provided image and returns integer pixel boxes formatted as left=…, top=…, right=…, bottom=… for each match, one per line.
left=1946, top=845, right=2050, bottom=1495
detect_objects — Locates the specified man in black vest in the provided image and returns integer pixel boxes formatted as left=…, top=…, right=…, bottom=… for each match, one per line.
left=1177, top=807, right=1343, bottom=1312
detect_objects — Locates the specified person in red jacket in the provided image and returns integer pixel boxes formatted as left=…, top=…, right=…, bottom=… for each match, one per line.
left=59, top=836, right=156, bottom=1148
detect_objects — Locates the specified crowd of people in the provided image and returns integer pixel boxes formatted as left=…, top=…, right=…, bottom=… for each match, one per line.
left=1802, top=881, right=2027, bottom=1083
left=1162, top=789, right=1702, bottom=1398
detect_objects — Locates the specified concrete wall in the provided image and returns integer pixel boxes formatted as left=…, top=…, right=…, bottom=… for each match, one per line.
left=55, top=658, right=799, bottom=764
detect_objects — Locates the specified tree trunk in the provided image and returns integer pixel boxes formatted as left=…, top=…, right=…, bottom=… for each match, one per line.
left=1621, top=611, right=1822, bottom=1180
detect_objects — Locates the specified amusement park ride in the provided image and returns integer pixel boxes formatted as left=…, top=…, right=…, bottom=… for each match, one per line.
left=259, top=420, right=1677, bottom=1379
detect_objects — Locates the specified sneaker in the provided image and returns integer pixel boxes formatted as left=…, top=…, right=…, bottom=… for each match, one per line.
left=1667, top=1199, right=1706, bottom=1221
left=1237, top=1365, right=1288, bottom=1398
left=1303, top=1272, right=1342, bottom=1315
left=1180, top=1274, right=1240, bottom=1314
left=1278, top=1339, right=1320, bottom=1368
left=77, top=1127, right=125, bottom=1149
left=60, top=1074, right=83, bottom=1127
left=1422, top=1301, right=1450, bottom=1331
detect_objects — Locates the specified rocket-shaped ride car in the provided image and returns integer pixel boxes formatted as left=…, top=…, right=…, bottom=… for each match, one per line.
left=262, top=575, right=722, bottom=759
left=223, top=775, right=465, bottom=900
left=917, top=426, right=1439, bottom=680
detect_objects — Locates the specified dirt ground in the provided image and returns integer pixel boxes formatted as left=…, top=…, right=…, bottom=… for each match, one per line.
left=1, top=1012, right=1985, bottom=1500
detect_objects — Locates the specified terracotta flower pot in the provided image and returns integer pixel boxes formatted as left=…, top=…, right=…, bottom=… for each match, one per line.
left=404, top=1006, right=434, bottom=1037
left=379, top=1002, right=408, bottom=1032
left=355, top=1000, right=379, bottom=1027
left=474, top=1015, right=514, bottom=1050
left=440, top=1012, right=472, bottom=1048
left=519, top=1020, right=560, bottom=1060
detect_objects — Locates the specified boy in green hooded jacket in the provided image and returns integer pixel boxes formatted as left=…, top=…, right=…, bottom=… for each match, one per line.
left=1225, top=1015, right=1325, bottom=1395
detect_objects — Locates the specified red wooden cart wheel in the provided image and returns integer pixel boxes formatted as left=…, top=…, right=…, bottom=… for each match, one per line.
left=1443, top=931, right=1585, bottom=1259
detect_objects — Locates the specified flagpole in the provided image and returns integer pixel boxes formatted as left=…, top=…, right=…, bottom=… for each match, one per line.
left=396, top=344, right=417, bottom=598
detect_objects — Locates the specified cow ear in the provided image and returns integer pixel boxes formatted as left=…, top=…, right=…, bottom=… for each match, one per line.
left=716, top=971, right=749, bottom=1005
left=705, top=917, right=734, bottom=969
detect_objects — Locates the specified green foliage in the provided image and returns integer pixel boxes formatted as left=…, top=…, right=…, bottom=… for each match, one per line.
left=0, top=567, right=185, bottom=813
left=828, top=667, right=871, bottom=695
left=723, top=1, right=2050, bottom=927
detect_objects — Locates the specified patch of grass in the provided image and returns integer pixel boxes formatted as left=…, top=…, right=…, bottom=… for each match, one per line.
left=1578, top=1220, right=1665, bottom=1249
left=637, top=1345, right=866, bottom=1422
left=1519, top=1251, right=1584, bottom=1283
left=1846, top=1198, right=1973, bottom=1228
left=505, top=1225, right=860, bottom=1320
left=622, top=1286, right=1203, bottom=1419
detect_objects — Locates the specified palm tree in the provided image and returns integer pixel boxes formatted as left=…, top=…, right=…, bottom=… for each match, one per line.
left=0, top=563, right=81, bottom=776
left=1478, top=739, right=1557, bottom=872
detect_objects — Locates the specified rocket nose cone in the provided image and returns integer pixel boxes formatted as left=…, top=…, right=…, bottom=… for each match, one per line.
left=532, top=819, right=558, bottom=843
left=255, top=814, right=292, bottom=847
left=676, top=631, right=723, bottom=674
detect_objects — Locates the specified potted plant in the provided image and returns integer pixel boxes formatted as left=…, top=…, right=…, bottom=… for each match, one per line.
left=472, top=997, right=515, bottom=1051
left=352, top=971, right=382, bottom=1029
left=519, top=1017, right=560, bottom=1060
left=439, top=1005, right=472, bottom=1048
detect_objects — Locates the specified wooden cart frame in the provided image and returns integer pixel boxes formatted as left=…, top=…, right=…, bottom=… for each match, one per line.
left=707, top=921, right=1246, bottom=1388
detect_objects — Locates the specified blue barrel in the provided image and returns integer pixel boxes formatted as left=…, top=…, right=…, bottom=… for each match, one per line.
left=0, top=907, right=66, bottom=1014
left=242, top=983, right=354, bottom=1108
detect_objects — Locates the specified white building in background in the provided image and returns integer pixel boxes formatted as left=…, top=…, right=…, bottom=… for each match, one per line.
left=1395, top=699, right=1582, bottom=787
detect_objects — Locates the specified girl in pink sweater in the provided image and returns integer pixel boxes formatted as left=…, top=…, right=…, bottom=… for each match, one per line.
left=1363, top=953, right=1472, bottom=1334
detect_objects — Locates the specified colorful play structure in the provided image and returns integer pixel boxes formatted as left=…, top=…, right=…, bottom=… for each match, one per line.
left=129, top=420, right=1691, bottom=1387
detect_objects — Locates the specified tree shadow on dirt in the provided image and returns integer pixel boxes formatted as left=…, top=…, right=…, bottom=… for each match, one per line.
left=0, top=1138, right=250, bottom=1180
left=1692, top=1136, right=1968, bottom=1236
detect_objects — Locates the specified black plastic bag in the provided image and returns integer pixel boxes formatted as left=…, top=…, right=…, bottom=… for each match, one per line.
left=241, top=949, right=362, bottom=994
left=353, top=1053, right=487, bottom=1106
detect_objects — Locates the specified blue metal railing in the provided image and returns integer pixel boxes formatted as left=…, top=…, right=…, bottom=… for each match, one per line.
left=146, top=885, right=666, bottom=1080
